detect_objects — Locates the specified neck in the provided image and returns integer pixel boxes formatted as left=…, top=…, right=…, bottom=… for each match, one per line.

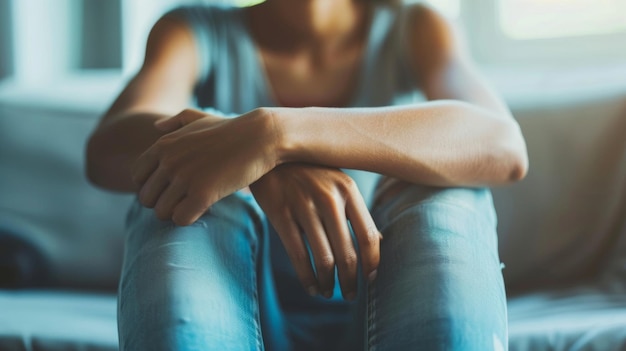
left=250, top=0, right=371, bottom=50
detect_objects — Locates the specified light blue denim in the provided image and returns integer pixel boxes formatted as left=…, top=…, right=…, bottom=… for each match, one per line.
left=118, top=185, right=507, bottom=350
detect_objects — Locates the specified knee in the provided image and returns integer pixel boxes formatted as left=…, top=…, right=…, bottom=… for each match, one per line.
left=119, top=192, right=265, bottom=316
left=371, top=185, right=501, bottom=271
left=119, top=194, right=264, bottom=351
left=372, top=185, right=496, bottom=238
left=125, top=192, right=265, bottom=252
left=369, top=186, right=506, bottom=350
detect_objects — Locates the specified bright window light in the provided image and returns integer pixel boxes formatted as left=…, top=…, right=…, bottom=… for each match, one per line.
left=500, top=0, right=626, bottom=40
left=234, top=0, right=263, bottom=6
left=235, top=0, right=460, bottom=18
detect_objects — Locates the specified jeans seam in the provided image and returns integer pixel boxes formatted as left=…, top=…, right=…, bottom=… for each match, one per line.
left=247, top=197, right=266, bottom=351
left=250, top=237, right=263, bottom=351
left=367, top=278, right=377, bottom=351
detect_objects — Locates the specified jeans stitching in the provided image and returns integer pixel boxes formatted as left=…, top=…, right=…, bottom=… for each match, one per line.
left=250, top=239, right=263, bottom=351
left=367, top=278, right=377, bottom=351
left=246, top=196, right=266, bottom=351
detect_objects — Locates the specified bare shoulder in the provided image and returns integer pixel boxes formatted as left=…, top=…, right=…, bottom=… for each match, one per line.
left=142, top=13, right=198, bottom=72
left=103, top=12, right=199, bottom=118
left=401, top=3, right=461, bottom=75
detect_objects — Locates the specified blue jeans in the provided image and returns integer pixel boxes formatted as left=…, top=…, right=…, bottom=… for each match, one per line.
left=118, top=185, right=507, bottom=350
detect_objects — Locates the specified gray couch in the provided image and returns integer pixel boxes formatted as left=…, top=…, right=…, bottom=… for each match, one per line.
left=0, top=89, right=625, bottom=350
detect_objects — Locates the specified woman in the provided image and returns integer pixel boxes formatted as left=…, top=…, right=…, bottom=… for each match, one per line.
left=87, top=0, right=527, bottom=349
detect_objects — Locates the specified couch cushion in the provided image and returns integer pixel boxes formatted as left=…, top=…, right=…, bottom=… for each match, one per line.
left=0, top=290, right=118, bottom=351
left=509, top=286, right=626, bottom=351
left=493, top=95, right=626, bottom=293
left=0, top=104, right=133, bottom=290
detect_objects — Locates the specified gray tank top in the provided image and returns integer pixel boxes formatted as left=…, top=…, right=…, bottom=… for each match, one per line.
left=167, top=4, right=426, bottom=204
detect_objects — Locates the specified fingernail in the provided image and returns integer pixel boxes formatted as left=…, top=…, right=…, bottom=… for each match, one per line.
left=323, top=290, right=333, bottom=299
left=307, top=286, right=319, bottom=297
left=368, top=270, right=378, bottom=284
left=345, top=292, right=356, bottom=301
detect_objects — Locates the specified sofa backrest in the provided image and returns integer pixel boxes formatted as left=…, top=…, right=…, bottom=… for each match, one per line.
left=493, top=94, right=626, bottom=293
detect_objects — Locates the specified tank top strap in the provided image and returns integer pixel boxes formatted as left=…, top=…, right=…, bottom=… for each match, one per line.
left=354, top=5, right=419, bottom=107
left=393, top=5, right=419, bottom=86
left=166, top=5, right=252, bottom=112
left=166, top=4, right=422, bottom=112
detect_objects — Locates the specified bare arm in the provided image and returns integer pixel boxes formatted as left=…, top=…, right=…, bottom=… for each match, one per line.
left=135, top=5, right=528, bottom=222
left=127, top=5, right=526, bottom=299
left=272, top=5, right=527, bottom=187
left=86, top=15, right=199, bottom=191
left=275, top=101, right=525, bottom=187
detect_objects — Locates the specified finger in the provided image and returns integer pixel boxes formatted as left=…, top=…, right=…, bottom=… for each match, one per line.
left=138, top=170, right=169, bottom=208
left=273, top=211, right=320, bottom=297
left=154, top=118, right=182, bottom=133
left=295, top=206, right=335, bottom=299
left=153, top=181, right=187, bottom=223
left=322, top=203, right=358, bottom=301
left=155, top=109, right=224, bottom=133
left=171, top=194, right=213, bottom=226
left=346, top=195, right=380, bottom=284
left=154, top=109, right=206, bottom=133
left=131, top=150, right=159, bottom=186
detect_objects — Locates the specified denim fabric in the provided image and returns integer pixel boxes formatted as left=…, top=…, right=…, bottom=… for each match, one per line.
left=118, top=186, right=507, bottom=350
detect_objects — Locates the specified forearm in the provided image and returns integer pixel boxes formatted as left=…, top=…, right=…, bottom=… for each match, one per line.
left=86, top=113, right=168, bottom=192
left=273, top=100, right=528, bottom=187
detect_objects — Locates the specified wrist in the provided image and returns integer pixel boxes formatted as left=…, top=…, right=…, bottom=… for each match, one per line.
left=248, top=107, right=290, bottom=168
left=259, top=107, right=300, bottom=166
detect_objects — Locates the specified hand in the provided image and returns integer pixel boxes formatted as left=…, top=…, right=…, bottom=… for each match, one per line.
left=250, top=163, right=381, bottom=300
left=132, top=108, right=280, bottom=225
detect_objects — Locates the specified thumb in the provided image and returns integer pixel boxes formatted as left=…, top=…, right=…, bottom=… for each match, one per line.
left=154, top=109, right=207, bottom=133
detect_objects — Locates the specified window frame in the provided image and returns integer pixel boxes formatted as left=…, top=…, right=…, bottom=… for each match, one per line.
left=4, top=0, right=626, bottom=110
left=462, top=0, right=626, bottom=66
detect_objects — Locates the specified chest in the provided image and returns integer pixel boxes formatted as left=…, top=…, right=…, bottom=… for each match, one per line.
left=259, top=48, right=365, bottom=108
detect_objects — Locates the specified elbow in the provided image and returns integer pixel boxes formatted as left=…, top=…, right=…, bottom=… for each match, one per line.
left=85, top=129, right=137, bottom=192
left=507, top=149, right=528, bottom=182
left=85, top=131, right=110, bottom=189
left=493, top=119, right=529, bottom=184
left=85, top=133, right=102, bottom=187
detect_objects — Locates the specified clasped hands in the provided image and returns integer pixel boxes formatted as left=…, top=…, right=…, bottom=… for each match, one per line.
left=131, top=108, right=380, bottom=300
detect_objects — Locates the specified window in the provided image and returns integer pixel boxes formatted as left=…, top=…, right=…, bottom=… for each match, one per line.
left=463, top=0, right=626, bottom=65
left=8, top=0, right=123, bottom=85
left=3, top=0, right=625, bottom=90
left=234, top=0, right=263, bottom=6
left=500, top=0, right=626, bottom=40
left=78, top=0, right=122, bottom=69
